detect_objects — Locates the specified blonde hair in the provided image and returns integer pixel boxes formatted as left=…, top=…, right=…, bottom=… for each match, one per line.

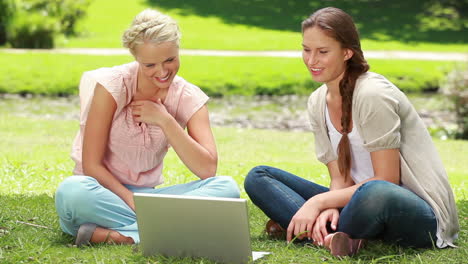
left=122, top=9, right=181, bottom=55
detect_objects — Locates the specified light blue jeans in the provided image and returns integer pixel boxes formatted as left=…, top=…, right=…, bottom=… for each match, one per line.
left=55, top=175, right=240, bottom=243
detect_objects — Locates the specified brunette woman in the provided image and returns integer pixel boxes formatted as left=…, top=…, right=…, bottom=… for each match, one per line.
left=244, top=7, right=459, bottom=257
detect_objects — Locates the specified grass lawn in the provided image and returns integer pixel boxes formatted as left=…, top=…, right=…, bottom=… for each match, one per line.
left=0, top=104, right=466, bottom=263
left=0, top=52, right=458, bottom=96
left=58, top=0, right=468, bottom=52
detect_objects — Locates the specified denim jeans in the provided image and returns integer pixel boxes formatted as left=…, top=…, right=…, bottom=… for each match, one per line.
left=55, top=175, right=240, bottom=243
left=244, top=165, right=437, bottom=248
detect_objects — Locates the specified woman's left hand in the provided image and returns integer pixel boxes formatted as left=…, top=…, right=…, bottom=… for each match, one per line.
left=311, top=208, right=339, bottom=246
left=286, top=199, right=321, bottom=242
left=130, top=98, right=171, bottom=127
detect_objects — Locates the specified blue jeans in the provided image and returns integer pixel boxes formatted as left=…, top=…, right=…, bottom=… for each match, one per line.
left=244, top=165, right=437, bottom=248
left=55, top=175, right=240, bottom=243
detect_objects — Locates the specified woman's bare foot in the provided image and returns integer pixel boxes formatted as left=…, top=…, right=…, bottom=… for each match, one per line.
left=90, top=227, right=134, bottom=244
left=324, top=233, right=334, bottom=248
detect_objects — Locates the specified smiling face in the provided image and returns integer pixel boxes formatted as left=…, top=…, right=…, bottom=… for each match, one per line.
left=134, top=41, right=180, bottom=90
left=302, top=26, right=353, bottom=89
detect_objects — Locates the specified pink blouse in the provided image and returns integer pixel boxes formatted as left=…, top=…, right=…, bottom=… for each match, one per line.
left=71, top=61, right=209, bottom=187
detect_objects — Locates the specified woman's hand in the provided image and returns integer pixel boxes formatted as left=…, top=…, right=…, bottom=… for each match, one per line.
left=312, top=208, right=339, bottom=246
left=130, top=98, right=171, bottom=127
left=286, top=199, right=321, bottom=242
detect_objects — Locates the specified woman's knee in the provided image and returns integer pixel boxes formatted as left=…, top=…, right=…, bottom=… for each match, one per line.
left=244, top=165, right=270, bottom=191
left=353, top=180, right=409, bottom=211
left=55, top=176, right=99, bottom=208
left=211, top=176, right=240, bottom=198
left=357, top=180, right=398, bottom=197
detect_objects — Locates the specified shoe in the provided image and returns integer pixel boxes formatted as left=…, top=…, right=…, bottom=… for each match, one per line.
left=327, top=232, right=365, bottom=257
left=75, top=223, right=97, bottom=247
left=265, top=219, right=286, bottom=240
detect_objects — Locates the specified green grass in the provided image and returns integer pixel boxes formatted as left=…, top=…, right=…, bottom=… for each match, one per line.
left=0, top=102, right=467, bottom=263
left=58, top=0, right=468, bottom=52
left=0, top=52, right=458, bottom=96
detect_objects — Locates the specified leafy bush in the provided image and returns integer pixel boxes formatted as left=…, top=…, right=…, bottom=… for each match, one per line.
left=7, top=11, right=59, bottom=48
left=0, top=0, right=15, bottom=45
left=440, top=65, right=468, bottom=139
left=6, top=0, right=91, bottom=48
left=18, top=0, right=91, bottom=36
left=420, top=0, right=468, bottom=32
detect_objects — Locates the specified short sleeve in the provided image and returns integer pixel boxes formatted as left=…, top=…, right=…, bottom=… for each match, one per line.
left=88, top=68, right=128, bottom=109
left=78, top=67, right=129, bottom=125
left=355, top=77, right=401, bottom=152
left=175, top=82, right=209, bottom=127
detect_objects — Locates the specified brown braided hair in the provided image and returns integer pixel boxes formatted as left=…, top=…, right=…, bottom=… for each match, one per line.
left=302, top=7, right=369, bottom=180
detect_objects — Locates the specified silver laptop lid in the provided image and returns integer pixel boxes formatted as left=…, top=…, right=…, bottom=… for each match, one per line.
left=134, top=193, right=253, bottom=264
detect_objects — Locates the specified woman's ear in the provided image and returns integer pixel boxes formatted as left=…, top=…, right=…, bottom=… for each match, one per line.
left=343, top=48, right=354, bottom=61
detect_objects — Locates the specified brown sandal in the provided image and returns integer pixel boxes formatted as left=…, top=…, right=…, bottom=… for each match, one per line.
left=265, top=219, right=286, bottom=240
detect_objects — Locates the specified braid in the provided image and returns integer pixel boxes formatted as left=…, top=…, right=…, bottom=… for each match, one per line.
left=337, top=52, right=369, bottom=181
left=122, top=9, right=181, bottom=55
left=124, top=20, right=163, bottom=45
left=337, top=68, right=353, bottom=180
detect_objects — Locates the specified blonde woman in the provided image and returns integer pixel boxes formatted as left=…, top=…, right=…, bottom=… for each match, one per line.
left=55, top=9, right=240, bottom=246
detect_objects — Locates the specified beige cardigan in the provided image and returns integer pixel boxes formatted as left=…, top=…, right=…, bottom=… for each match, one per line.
left=307, top=72, right=459, bottom=248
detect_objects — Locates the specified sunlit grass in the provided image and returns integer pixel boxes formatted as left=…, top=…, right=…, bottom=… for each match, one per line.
left=0, top=52, right=458, bottom=96
left=0, top=105, right=466, bottom=263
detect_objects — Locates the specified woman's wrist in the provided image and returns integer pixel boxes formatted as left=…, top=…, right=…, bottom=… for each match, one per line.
left=157, top=113, right=176, bottom=130
left=308, top=194, right=326, bottom=211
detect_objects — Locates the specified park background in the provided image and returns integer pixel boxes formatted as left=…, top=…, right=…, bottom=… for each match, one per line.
left=0, top=0, right=467, bottom=263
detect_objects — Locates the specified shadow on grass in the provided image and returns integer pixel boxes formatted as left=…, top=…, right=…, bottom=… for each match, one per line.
left=0, top=195, right=466, bottom=263
left=0, top=194, right=219, bottom=263
left=147, top=0, right=467, bottom=44
left=0, top=193, right=71, bottom=246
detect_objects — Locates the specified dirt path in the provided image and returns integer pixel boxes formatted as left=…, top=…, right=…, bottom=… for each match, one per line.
left=2, top=48, right=467, bottom=61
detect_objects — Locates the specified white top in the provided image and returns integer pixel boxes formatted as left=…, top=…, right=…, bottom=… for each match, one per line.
left=325, top=104, right=374, bottom=184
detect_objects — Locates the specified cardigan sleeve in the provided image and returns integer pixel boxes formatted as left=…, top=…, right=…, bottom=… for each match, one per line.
left=355, top=76, right=402, bottom=152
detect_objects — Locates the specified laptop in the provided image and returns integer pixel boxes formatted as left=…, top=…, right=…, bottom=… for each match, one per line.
left=134, top=193, right=270, bottom=264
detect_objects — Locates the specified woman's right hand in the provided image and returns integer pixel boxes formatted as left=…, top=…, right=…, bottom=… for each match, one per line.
left=311, top=208, right=339, bottom=246
left=130, top=98, right=172, bottom=128
left=286, top=199, right=321, bottom=242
